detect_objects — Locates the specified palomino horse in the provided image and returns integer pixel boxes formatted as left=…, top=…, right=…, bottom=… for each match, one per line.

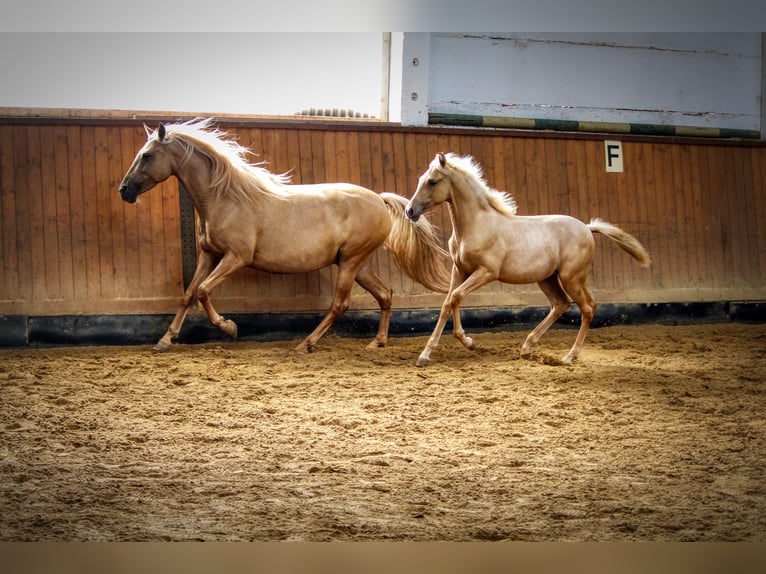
left=118, top=119, right=451, bottom=352
left=405, top=152, right=651, bottom=367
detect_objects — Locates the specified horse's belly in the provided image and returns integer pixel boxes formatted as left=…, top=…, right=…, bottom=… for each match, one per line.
left=251, top=241, right=340, bottom=273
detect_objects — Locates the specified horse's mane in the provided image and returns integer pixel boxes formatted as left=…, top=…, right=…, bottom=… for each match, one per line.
left=159, top=118, right=292, bottom=204
left=441, top=153, right=517, bottom=216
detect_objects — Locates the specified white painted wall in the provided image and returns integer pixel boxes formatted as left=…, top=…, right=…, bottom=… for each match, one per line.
left=401, top=33, right=763, bottom=131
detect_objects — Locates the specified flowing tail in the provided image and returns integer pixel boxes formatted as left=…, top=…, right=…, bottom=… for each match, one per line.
left=381, top=193, right=452, bottom=293
left=588, top=218, right=652, bottom=267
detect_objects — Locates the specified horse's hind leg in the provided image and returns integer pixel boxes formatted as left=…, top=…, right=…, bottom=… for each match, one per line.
left=354, top=263, right=393, bottom=349
left=154, top=251, right=216, bottom=351
left=294, top=259, right=363, bottom=353
left=558, top=275, right=597, bottom=364
left=521, top=275, right=571, bottom=358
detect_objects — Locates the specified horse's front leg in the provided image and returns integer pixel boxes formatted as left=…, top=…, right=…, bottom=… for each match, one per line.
left=195, top=252, right=246, bottom=340
left=416, top=266, right=492, bottom=367
left=154, top=251, right=217, bottom=351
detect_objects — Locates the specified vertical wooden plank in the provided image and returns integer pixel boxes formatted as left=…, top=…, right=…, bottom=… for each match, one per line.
left=656, top=141, right=678, bottom=290
left=310, top=130, right=326, bottom=185
left=356, top=130, right=373, bottom=190
left=333, top=131, right=351, bottom=185
left=660, top=143, right=685, bottom=288
left=368, top=131, right=384, bottom=192
left=547, top=139, right=570, bottom=215
left=25, top=126, right=48, bottom=302
left=93, top=126, right=114, bottom=299
left=380, top=130, right=397, bottom=194
left=695, top=144, right=718, bottom=290
left=737, top=146, right=763, bottom=287
left=79, top=126, right=103, bottom=301
left=533, top=137, right=551, bottom=216
left=733, top=145, right=759, bottom=286
left=117, top=126, right=142, bottom=299
left=66, top=125, right=88, bottom=302
left=322, top=130, right=338, bottom=183
left=672, top=144, right=699, bottom=287
left=107, top=126, right=129, bottom=298
left=750, top=147, right=766, bottom=285
left=731, top=145, right=757, bottom=286
left=0, top=126, right=18, bottom=300
left=39, top=126, right=62, bottom=299
left=563, top=140, right=582, bottom=221
left=686, top=144, right=705, bottom=289
left=297, top=129, right=315, bottom=184
left=53, top=125, right=74, bottom=301
left=391, top=131, right=409, bottom=197
left=12, top=127, right=33, bottom=302
left=706, top=145, right=730, bottom=289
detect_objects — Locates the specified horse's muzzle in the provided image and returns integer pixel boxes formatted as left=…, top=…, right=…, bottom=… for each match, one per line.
left=119, top=182, right=138, bottom=204
left=405, top=203, right=422, bottom=222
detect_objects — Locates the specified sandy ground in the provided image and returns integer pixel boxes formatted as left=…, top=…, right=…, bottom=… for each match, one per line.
left=0, top=322, right=764, bottom=541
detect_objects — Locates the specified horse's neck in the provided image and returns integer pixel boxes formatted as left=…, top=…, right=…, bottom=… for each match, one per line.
left=173, top=150, right=217, bottom=220
left=447, top=172, right=494, bottom=234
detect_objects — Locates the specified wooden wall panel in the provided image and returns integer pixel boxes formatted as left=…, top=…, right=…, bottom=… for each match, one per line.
left=0, top=115, right=764, bottom=318
left=0, top=121, right=183, bottom=315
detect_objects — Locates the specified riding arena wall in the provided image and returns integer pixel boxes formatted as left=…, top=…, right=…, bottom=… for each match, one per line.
left=1, top=111, right=765, bottom=346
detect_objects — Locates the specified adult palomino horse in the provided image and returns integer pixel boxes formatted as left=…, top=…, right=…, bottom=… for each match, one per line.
left=118, top=119, right=451, bottom=352
left=405, top=152, right=651, bottom=367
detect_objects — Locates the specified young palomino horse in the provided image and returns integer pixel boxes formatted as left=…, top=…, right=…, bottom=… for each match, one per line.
left=118, top=119, right=451, bottom=352
left=405, top=152, right=651, bottom=367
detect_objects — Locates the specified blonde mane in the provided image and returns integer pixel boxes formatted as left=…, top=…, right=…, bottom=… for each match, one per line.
left=159, top=118, right=292, bottom=204
left=441, top=153, right=517, bottom=216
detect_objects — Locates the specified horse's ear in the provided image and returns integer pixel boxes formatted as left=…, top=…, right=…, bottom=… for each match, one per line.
left=437, top=152, right=446, bottom=167
left=157, top=123, right=167, bottom=142
left=143, top=123, right=152, bottom=138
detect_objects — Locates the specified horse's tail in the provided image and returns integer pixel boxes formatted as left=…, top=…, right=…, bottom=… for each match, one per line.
left=588, top=218, right=652, bottom=267
left=380, top=193, right=452, bottom=293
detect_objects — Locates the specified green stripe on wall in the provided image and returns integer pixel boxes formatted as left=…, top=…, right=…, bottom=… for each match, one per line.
left=428, top=112, right=760, bottom=139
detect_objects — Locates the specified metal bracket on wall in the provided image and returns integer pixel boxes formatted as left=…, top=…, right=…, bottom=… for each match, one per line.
left=178, top=183, right=198, bottom=290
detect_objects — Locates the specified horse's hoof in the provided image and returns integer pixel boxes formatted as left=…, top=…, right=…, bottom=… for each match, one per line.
left=220, top=319, right=238, bottom=339
left=366, top=340, right=386, bottom=350
left=562, top=355, right=576, bottom=365
left=520, top=346, right=532, bottom=358
left=464, top=337, right=475, bottom=350
left=415, top=355, right=430, bottom=368
left=294, top=343, right=313, bottom=354
left=153, top=340, right=172, bottom=352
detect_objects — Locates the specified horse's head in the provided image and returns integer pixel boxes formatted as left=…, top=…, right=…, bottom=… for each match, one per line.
left=118, top=124, right=176, bottom=204
left=405, top=152, right=452, bottom=222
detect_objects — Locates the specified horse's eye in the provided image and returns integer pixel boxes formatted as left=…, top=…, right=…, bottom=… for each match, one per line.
left=427, top=178, right=438, bottom=186
left=141, top=152, right=151, bottom=162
